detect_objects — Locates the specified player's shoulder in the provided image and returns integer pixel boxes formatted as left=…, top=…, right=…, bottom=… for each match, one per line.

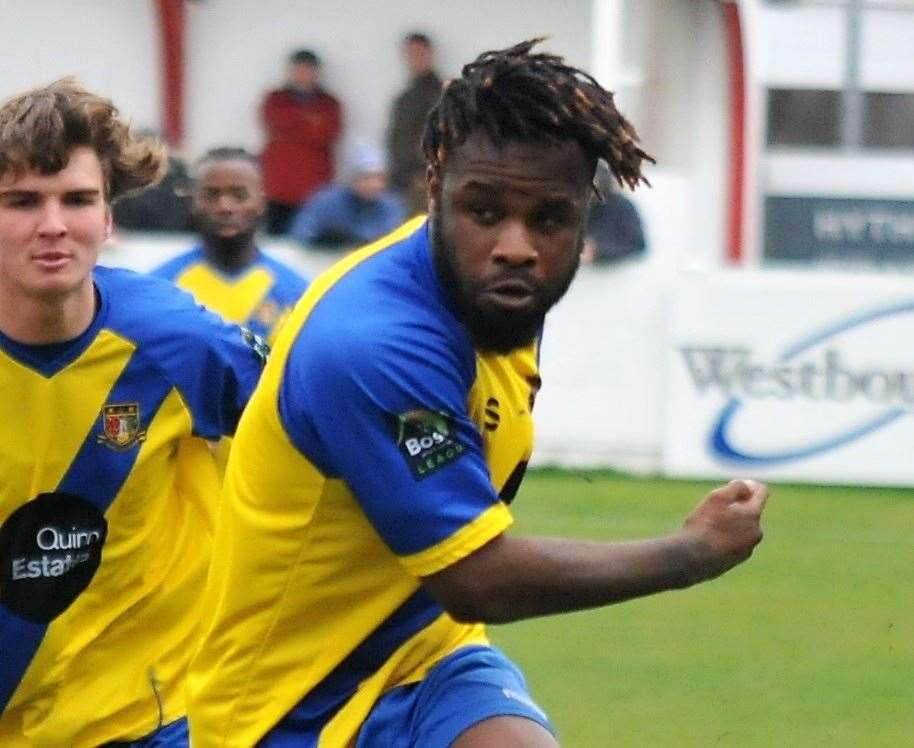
left=288, top=221, right=474, bottom=389
left=150, top=246, right=203, bottom=279
left=263, top=87, right=291, bottom=105
left=97, top=266, right=263, bottom=393
left=97, top=265, right=240, bottom=346
left=256, top=251, right=309, bottom=298
left=317, top=89, right=341, bottom=107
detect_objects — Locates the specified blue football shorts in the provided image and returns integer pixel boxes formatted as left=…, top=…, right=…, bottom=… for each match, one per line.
left=355, top=645, right=555, bottom=747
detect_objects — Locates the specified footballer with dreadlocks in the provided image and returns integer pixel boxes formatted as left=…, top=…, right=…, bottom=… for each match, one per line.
left=187, top=40, right=768, bottom=747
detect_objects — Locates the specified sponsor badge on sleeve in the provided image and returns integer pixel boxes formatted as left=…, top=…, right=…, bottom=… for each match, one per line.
left=391, top=409, right=467, bottom=480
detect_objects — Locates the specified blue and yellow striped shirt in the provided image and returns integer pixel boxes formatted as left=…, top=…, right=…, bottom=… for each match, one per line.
left=0, top=267, right=264, bottom=746
left=153, top=246, right=308, bottom=344
left=188, top=218, right=540, bottom=746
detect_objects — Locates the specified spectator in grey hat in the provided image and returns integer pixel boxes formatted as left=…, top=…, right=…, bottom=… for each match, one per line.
left=289, top=139, right=407, bottom=249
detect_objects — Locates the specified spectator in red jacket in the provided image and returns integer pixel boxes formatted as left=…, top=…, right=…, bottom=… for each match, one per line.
left=260, top=49, right=343, bottom=234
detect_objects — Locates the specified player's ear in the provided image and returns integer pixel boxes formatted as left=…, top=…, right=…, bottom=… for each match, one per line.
left=103, top=206, right=113, bottom=241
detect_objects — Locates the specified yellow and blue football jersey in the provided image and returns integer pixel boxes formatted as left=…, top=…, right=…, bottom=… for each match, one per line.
left=0, top=267, right=265, bottom=746
left=153, top=246, right=308, bottom=343
left=187, top=218, right=542, bottom=747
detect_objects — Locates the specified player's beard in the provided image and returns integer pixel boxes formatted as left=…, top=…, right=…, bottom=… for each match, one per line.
left=198, top=224, right=258, bottom=270
left=431, top=204, right=581, bottom=354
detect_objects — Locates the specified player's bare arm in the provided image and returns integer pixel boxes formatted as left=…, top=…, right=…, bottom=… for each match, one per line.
left=423, top=480, right=767, bottom=624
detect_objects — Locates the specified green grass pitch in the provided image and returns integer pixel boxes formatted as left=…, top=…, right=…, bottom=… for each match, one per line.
left=488, top=469, right=914, bottom=747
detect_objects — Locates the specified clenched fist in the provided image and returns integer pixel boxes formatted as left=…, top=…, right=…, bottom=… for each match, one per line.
left=680, top=479, right=768, bottom=585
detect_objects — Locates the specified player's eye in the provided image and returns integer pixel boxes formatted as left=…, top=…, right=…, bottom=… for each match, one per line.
left=232, top=189, right=250, bottom=200
left=537, top=216, right=559, bottom=233
left=468, top=203, right=501, bottom=226
left=3, top=195, right=38, bottom=209
left=65, top=194, right=98, bottom=206
left=533, top=205, right=575, bottom=234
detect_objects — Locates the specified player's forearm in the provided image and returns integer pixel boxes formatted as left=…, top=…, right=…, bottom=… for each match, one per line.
left=425, top=482, right=766, bottom=625
left=424, top=532, right=701, bottom=624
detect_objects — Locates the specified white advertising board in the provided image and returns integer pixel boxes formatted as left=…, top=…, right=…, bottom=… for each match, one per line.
left=664, top=269, right=914, bottom=486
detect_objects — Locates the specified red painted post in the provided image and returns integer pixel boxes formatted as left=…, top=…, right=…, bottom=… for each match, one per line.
left=154, top=0, right=185, bottom=147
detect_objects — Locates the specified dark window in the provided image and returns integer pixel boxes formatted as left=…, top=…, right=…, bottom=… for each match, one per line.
left=767, top=89, right=842, bottom=147
left=862, top=92, right=914, bottom=148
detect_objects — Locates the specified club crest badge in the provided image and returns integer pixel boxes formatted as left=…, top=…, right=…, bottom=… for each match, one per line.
left=97, top=403, right=147, bottom=451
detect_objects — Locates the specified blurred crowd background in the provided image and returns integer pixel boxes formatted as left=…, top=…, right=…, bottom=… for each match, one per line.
left=5, top=0, right=912, bottom=269
left=4, top=0, right=914, bottom=479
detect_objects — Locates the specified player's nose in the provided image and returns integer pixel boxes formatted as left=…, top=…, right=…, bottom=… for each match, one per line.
left=492, top=220, right=536, bottom=267
left=36, top=200, right=68, bottom=237
left=214, top=194, right=237, bottom=212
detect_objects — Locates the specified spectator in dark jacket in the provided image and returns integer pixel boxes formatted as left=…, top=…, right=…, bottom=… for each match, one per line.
left=583, top=162, right=647, bottom=265
left=386, top=32, right=442, bottom=214
left=112, top=153, right=192, bottom=232
left=261, top=49, right=343, bottom=235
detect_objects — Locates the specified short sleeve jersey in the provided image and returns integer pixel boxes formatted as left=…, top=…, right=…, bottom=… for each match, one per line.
left=153, top=246, right=308, bottom=343
left=187, top=217, right=542, bottom=747
left=0, top=267, right=265, bottom=747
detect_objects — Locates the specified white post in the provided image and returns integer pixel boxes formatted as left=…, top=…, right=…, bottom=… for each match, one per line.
left=590, top=0, right=624, bottom=90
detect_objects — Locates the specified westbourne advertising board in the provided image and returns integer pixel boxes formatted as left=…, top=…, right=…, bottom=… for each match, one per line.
left=664, top=269, right=914, bottom=486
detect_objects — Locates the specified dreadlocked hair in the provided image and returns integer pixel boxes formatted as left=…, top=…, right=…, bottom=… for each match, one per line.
left=422, top=38, right=654, bottom=191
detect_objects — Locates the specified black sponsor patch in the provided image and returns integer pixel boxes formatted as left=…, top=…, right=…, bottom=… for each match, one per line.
left=0, top=492, right=108, bottom=623
left=392, top=409, right=467, bottom=480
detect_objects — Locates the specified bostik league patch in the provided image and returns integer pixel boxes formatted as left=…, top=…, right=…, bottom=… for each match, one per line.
left=391, top=409, right=467, bottom=480
left=0, top=492, right=108, bottom=623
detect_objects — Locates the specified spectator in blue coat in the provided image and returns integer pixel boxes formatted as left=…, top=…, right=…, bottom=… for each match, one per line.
left=289, top=140, right=407, bottom=249
left=582, top=161, right=646, bottom=265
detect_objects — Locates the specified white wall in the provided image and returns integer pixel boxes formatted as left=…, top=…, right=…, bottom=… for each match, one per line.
left=758, top=2, right=914, bottom=92
left=0, top=1, right=592, bottom=160
left=685, top=2, right=729, bottom=269
left=185, top=0, right=593, bottom=158
left=861, top=9, right=914, bottom=91
left=0, top=0, right=160, bottom=129
left=631, top=0, right=729, bottom=268
left=757, top=3, right=846, bottom=88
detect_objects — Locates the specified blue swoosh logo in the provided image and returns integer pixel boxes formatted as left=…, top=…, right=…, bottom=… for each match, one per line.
left=710, top=301, right=914, bottom=465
